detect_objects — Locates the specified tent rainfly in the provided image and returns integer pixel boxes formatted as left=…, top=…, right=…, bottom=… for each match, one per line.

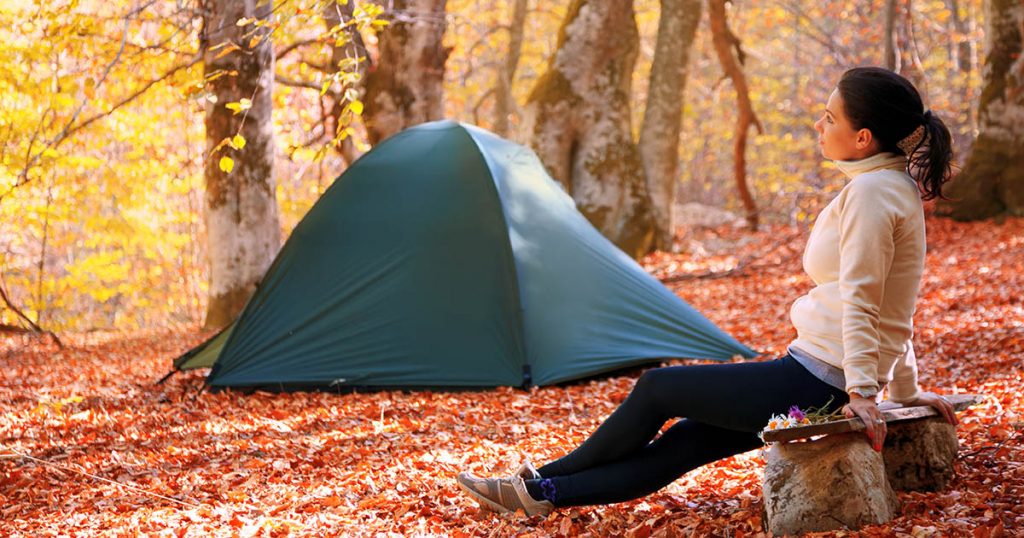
left=173, top=120, right=756, bottom=390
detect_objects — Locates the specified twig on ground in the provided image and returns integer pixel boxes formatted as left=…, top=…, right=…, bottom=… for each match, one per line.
left=3, top=448, right=202, bottom=509
left=660, top=230, right=803, bottom=283
left=958, top=431, right=1023, bottom=460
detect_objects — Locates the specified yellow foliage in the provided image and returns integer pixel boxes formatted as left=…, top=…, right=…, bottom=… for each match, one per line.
left=224, top=99, right=252, bottom=114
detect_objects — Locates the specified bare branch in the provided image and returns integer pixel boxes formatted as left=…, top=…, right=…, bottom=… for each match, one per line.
left=0, top=55, right=201, bottom=204
left=5, top=8, right=134, bottom=199
left=466, top=25, right=508, bottom=58
left=778, top=1, right=859, bottom=66
left=72, top=56, right=201, bottom=140
left=275, top=74, right=336, bottom=94
left=471, top=87, right=496, bottom=124
left=276, top=38, right=320, bottom=61
left=0, top=275, right=63, bottom=348
left=709, top=0, right=762, bottom=230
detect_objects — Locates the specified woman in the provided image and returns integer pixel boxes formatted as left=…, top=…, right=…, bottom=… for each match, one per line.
left=456, top=67, right=960, bottom=516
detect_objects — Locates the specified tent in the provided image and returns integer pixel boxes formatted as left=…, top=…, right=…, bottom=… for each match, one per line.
left=174, top=120, right=756, bottom=390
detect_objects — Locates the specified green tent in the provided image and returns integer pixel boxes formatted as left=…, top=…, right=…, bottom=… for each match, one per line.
left=175, top=120, right=756, bottom=389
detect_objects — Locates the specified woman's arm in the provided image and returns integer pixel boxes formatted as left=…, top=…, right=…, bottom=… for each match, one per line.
left=836, top=176, right=896, bottom=398
left=835, top=176, right=904, bottom=449
left=900, top=391, right=959, bottom=424
left=891, top=341, right=957, bottom=424
left=889, top=339, right=921, bottom=403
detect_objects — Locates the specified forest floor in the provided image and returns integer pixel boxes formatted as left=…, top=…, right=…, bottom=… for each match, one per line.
left=1, top=215, right=1022, bottom=537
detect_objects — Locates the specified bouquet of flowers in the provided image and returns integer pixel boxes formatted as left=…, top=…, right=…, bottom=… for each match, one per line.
left=759, top=397, right=844, bottom=442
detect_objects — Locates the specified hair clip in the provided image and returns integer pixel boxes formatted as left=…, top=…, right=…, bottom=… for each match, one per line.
left=897, top=124, right=926, bottom=155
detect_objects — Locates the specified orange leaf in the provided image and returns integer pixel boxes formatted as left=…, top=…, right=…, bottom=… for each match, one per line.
left=321, top=496, right=343, bottom=508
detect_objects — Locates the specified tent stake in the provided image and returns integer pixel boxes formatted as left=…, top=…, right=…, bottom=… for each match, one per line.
left=155, top=369, right=178, bottom=385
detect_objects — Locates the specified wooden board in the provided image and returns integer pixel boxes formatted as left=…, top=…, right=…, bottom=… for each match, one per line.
left=761, top=393, right=981, bottom=443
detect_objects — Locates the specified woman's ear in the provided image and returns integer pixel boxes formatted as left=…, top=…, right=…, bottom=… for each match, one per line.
left=856, top=128, right=874, bottom=150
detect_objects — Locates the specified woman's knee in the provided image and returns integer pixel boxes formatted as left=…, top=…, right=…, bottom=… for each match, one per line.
left=632, top=368, right=674, bottom=403
left=631, top=365, right=707, bottom=415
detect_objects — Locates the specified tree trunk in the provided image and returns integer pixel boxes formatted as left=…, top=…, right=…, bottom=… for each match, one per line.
left=899, top=0, right=926, bottom=89
left=493, top=0, right=529, bottom=137
left=884, top=0, right=898, bottom=70
left=947, top=0, right=976, bottom=158
left=939, top=0, right=1024, bottom=220
left=948, top=0, right=973, bottom=73
left=708, top=0, right=762, bottom=231
left=638, top=0, right=702, bottom=251
left=324, top=0, right=371, bottom=164
left=201, top=0, right=281, bottom=330
left=363, top=0, right=449, bottom=145
left=523, top=0, right=655, bottom=258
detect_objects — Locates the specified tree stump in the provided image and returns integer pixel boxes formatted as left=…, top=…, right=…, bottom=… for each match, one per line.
left=763, top=432, right=899, bottom=535
left=883, top=417, right=958, bottom=491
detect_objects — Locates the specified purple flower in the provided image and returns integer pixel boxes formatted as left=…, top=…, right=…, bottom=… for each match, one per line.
left=788, top=405, right=806, bottom=421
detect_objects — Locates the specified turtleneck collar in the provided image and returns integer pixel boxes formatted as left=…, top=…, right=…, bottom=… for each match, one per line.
left=833, top=152, right=907, bottom=180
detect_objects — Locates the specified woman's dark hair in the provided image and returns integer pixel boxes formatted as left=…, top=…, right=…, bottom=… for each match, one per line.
left=837, top=67, right=953, bottom=200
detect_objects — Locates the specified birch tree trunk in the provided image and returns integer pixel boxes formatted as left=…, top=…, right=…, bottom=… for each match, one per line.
left=941, top=0, right=1024, bottom=220
left=523, top=0, right=655, bottom=258
left=709, top=0, right=762, bottom=230
left=363, top=0, right=449, bottom=145
left=201, top=0, right=280, bottom=330
left=639, top=0, right=702, bottom=251
left=493, top=0, right=529, bottom=137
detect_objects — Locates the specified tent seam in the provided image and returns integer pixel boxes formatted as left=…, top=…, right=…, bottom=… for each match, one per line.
left=459, top=123, right=533, bottom=388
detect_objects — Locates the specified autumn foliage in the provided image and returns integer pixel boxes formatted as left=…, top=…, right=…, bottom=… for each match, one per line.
left=1, top=0, right=989, bottom=332
left=2, top=215, right=1021, bottom=536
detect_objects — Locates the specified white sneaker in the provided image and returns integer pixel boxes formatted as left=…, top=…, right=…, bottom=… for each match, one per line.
left=516, top=460, right=542, bottom=480
left=455, top=471, right=554, bottom=517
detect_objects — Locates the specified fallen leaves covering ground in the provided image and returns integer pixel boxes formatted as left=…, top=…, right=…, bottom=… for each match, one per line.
left=2, top=215, right=1022, bottom=537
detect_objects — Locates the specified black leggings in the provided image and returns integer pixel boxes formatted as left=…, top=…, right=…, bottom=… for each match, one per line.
left=529, top=354, right=848, bottom=506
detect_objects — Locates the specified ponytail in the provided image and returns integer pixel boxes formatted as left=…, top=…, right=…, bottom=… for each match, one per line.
left=906, top=110, right=953, bottom=201
left=837, top=68, right=955, bottom=202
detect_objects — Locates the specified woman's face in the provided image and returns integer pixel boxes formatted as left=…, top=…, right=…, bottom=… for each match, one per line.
left=814, top=89, right=876, bottom=161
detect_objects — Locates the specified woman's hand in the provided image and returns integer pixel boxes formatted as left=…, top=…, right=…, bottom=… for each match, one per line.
left=843, top=394, right=886, bottom=451
left=902, top=391, right=959, bottom=426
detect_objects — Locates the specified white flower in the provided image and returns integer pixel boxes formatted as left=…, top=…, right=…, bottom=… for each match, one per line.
left=764, top=413, right=788, bottom=431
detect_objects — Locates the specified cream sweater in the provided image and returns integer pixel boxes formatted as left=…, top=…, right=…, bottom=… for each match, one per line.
left=789, top=152, right=923, bottom=403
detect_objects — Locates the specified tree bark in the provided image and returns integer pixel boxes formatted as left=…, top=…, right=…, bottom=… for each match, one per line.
left=899, top=0, right=926, bottom=89
left=493, top=0, right=529, bottom=137
left=708, top=0, right=762, bottom=231
left=201, top=0, right=281, bottom=330
left=884, top=0, right=899, bottom=70
left=947, top=0, right=973, bottom=73
left=638, top=0, right=702, bottom=251
left=523, top=0, right=655, bottom=258
left=939, top=0, right=1024, bottom=220
left=324, top=0, right=371, bottom=164
left=947, top=0, right=976, bottom=157
left=363, top=0, right=449, bottom=145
